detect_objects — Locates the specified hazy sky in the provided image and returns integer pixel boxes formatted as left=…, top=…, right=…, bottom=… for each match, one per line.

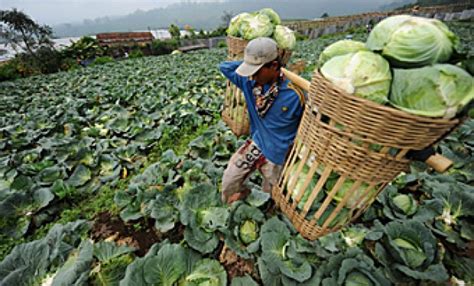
left=0, top=0, right=224, bottom=25
left=1, top=0, right=394, bottom=26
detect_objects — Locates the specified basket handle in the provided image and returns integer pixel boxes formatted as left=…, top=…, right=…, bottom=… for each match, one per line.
left=281, top=67, right=453, bottom=173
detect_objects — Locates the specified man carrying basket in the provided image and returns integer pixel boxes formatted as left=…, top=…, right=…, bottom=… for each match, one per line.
left=219, top=37, right=305, bottom=204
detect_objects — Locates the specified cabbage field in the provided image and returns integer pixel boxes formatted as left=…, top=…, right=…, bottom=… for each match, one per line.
left=0, top=22, right=473, bottom=285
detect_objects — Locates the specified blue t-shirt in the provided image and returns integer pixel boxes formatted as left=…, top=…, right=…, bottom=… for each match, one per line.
left=220, top=61, right=304, bottom=165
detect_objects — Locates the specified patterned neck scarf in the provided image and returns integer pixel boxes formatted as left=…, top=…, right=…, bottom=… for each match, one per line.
left=252, top=72, right=284, bottom=118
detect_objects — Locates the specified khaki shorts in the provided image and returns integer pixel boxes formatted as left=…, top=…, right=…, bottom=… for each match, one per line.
left=221, top=140, right=283, bottom=203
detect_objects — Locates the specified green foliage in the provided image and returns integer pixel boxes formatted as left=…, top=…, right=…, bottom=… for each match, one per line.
left=231, top=275, right=259, bottom=286
left=62, top=36, right=104, bottom=61
left=92, top=56, right=115, bottom=66
left=207, top=26, right=227, bottom=38
left=128, top=49, right=144, bottom=58
left=51, top=239, right=94, bottom=286
left=0, top=61, right=20, bottom=81
left=378, top=185, right=419, bottom=220
left=90, top=254, right=134, bottom=286
left=259, top=217, right=314, bottom=284
left=224, top=201, right=265, bottom=258
left=373, top=220, right=449, bottom=283
left=168, top=24, right=181, bottom=41
left=185, top=259, right=227, bottom=286
left=0, top=220, right=89, bottom=285
left=294, top=32, right=309, bottom=42
left=0, top=24, right=473, bottom=286
left=151, top=38, right=179, bottom=55
left=180, top=184, right=228, bottom=254
left=120, top=241, right=226, bottom=286
left=315, top=248, right=390, bottom=285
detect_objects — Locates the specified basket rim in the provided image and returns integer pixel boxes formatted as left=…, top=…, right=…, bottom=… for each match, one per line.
left=311, top=70, right=459, bottom=125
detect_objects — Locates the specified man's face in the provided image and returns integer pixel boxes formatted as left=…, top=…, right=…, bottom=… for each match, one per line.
left=251, top=62, right=278, bottom=85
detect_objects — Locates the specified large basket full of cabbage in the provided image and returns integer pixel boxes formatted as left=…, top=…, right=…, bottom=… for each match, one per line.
left=222, top=8, right=296, bottom=136
left=272, top=15, right=472, bottom=240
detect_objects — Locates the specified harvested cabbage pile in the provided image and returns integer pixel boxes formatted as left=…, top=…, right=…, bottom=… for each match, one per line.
left=318, top=15, right=473, bottom=119
left=320, top=50, right=392, bottom=104
left=390, top=64, right=473, bottom=118
left=366, top=15, right=459, bottom=67
left=227, top=8, right=296, bottom=50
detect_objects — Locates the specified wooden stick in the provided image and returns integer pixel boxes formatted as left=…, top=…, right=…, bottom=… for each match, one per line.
left=425, top=153, right=453, bottom=173
left=281, top=67, right=454, bottom=173
left=282, top=68, right=311, bottom=92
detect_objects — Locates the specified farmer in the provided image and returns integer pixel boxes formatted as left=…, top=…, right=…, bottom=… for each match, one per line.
left=219, top=37, right=305, bottom=204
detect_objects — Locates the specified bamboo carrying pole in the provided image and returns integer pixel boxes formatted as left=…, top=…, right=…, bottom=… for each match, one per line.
left=281, top=68, right=453, bottom=173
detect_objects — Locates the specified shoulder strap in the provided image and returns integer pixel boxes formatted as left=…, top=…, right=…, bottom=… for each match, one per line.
left=287, top=82, right=306, bottom=107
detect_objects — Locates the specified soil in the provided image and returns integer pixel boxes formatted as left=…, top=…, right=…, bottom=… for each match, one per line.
left=91, top=211, right=184, bottom=256
left=218, top=244, right=260, bottom=282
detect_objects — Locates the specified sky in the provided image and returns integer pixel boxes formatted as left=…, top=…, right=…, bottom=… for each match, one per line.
left=0, top=0, right=224, bottom=25
left=0, top=0, right=394, bottom=26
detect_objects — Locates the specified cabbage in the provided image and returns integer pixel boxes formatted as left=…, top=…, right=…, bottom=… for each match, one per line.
left=320, top=51, right=392, bottom=104
left=239, top=13, right=274, bottom=40
left=319, top=40, right=368, bottom=66
left=392, top=194, right=417, bottom=216
left=258, top=8, right=281, bottom=25
left=273, top=25, right=296, bottom=50
left=227, top=12, right=251, bottom=37
left=287, top=163, right=319, bottom=210
left=239, top=220, right=258, bottom=244
left=367, top=15, right=459, bottom=67
left=325, top=178, right=376, bottom=208
left=390, top=64, right=474, bottom=118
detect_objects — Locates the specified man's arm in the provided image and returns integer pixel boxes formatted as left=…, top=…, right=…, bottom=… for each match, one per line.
left=219, top=61, right=247, bottom=90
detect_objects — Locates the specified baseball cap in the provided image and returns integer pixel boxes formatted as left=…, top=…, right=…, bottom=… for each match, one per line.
left=236, top=37, right=278, bottom=77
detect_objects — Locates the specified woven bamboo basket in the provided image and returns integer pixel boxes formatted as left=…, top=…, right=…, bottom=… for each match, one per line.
left=222, top=36, right=292, bottom=137
left=226, top=36, right=293, bottom=64
left=222, top=80, right=250, bottom=137
left=272, top=70, right=460, bottom=240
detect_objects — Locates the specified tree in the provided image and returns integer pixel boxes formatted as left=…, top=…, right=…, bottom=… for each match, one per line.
left=168, top=24, right=181, bottom=42
left=321, top=12, right=329, bottom=18
left=0, top=9, right=54, bottom=57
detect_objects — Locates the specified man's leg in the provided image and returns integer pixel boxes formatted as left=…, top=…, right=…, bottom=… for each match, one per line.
left=221, top=141, right=262, bottom=204
left=259, top=160, right=283, bottom=195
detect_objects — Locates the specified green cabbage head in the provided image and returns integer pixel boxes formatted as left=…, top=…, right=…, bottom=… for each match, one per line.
left=227, top=12, right=252, bottom=37
left=390, top=64, right=474, bottom=118
left=287, top=163, right=319, bottom=210
left=320, top=51, right=392, bottom=104
left=239, top=220, right=258, bottom=244
left=239, top=13, right=274, bottom=40
left=326, top=178, right=377, bottom=208
left=367, top=15, right=459, bottom=67
left=273, top=25, right=296, bottom=50
left=258, top=8, right=281, bottom=25
left=319, top=40, right=368, bottom=66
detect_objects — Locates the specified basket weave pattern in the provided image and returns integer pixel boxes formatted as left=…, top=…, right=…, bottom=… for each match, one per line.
left=222, top=80, right=250, bottom=137
left=272, top=70, right=459, bottom=240
left=226, top=36, right=293, bottom=64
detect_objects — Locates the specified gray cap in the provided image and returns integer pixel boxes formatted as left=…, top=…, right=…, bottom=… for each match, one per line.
left=236, top=37, right=278, bottom=77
